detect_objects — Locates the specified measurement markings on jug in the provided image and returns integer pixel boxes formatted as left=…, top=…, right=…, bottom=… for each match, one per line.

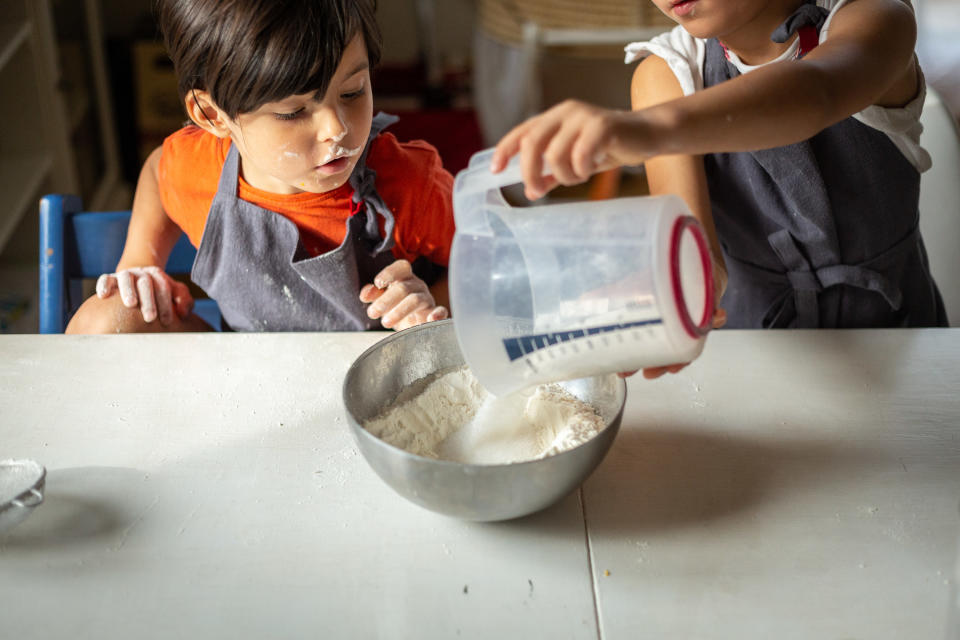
left=502, top=318, right=664, bottom=361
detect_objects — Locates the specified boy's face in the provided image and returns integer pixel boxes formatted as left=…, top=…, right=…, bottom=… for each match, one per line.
left=223, top=34, right=374, bottom=195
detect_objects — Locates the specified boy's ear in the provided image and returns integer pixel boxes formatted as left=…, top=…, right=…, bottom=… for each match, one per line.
left=184, top=90, right=231, bottom=137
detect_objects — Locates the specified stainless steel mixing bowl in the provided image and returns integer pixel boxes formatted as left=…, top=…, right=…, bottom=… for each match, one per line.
left=342, top=319, right=626, bottom=521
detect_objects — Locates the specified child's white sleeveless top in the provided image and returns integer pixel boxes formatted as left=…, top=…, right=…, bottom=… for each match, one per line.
left=623, top=0, right=932, bottom=172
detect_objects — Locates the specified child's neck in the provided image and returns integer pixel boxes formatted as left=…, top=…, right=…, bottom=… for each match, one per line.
left=719, top=0, right=808, bottom=66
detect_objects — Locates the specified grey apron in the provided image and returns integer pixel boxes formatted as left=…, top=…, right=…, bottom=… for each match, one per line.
left=191, top=112, right=401, bottom=331
left=702, top=3, right=947, bottom=328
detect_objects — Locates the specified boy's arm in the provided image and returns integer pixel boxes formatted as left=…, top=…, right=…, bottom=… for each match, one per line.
left=117, top=146, right=184, bottom=271
left=632, top=55, right=725, bottom=287
left=492, top=0, right=917, bottom=193
left=633, top=55, right=728, bottom=338
left=96, top=145, right=194, bottom=323
left=631, top=0, right=919, bottom=157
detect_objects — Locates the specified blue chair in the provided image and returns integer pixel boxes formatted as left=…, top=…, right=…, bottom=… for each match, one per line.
left=39, top=194, right=221, bottom=333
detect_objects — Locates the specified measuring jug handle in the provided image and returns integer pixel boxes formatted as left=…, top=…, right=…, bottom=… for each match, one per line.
left=455, top=148, right=551, bottom=197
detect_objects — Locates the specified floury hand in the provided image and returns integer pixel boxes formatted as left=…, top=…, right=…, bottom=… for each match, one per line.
left=359, top=259, right=448, bottom=331
left=96, top=266, right=194, bottom=324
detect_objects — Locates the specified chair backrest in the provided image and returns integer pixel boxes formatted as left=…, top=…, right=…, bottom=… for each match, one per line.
left=918, top=88, right=960, bottom=327
left=39, top=194, right=221, bottom=333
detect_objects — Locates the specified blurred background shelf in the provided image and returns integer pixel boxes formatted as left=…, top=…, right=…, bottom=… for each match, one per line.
left=0, top=154, right=54, bottom=250
left=0, top=0, right=128, bottom=256
left=0, top=21, right=31, bottom=70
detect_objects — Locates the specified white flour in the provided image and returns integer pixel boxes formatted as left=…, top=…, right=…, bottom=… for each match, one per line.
left=364, top=367, right=606, bottom=465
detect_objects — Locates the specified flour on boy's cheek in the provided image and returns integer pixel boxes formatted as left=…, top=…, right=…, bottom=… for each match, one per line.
left=229, top=109, right=372, bottom=194
left=275, top=144, right=302, bottom=168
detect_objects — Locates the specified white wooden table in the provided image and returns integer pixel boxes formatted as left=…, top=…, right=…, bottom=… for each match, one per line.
left=1, top=330, right=958, bottom=639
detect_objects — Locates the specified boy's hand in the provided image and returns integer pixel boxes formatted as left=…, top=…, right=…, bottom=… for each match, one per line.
left=95, top=266, right=194, bottom=325
left=491, top=99, right=652, bottom=201
left=619, top=309, right=727, bottom=380
left=622, top=258, right=729, bottom=380
left=360, top=260, right=448, bottom=331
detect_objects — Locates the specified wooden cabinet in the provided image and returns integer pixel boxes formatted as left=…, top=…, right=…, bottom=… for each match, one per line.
left=0, top=0, right=126, bottom=253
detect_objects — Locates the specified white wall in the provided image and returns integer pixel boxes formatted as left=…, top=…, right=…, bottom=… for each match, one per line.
left=917, top=0, right=960, bottom=116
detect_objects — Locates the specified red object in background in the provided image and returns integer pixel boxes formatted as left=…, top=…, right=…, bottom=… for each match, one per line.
left=385, top=109, right=484, bottom=175
left=372, top=61, right=484, bottom=175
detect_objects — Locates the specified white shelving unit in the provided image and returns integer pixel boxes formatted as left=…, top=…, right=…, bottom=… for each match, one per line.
left=0, top=0, right=125, bottom=253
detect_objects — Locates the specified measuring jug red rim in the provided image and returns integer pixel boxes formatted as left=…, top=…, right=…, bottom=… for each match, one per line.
left=670, top=216, right=714, bottom=339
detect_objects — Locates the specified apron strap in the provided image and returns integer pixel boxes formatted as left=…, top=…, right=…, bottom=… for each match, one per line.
left=767, top=228, right=911, bottom=328
left=217, top=115, right=398, bottom=256
left=719, top=1, right=827, bottom=64
left=216, top=143, right=242, bottom=199
left=771, top=1, right=829, bottom=58
left=349, top=112, right=401, bottom=256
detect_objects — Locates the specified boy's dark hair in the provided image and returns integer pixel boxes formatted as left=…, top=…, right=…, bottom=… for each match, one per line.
left=158, top=0, right=381, bottom=119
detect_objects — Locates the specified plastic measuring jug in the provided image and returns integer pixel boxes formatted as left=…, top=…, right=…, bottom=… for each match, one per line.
left=449, top=148, right=714, bottom=396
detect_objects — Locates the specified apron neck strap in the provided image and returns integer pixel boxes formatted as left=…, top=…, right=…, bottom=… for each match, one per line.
left=215, top=142, right=242, bottom=200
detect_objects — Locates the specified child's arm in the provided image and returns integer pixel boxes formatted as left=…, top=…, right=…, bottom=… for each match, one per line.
left=95, top=146, right=194, bottom=324
left=630, top=56, right=729, bottom=379
left=631, top=54, right=727, bottom=311
left=630, top=0, right=919, bottom=155
left=491, top=0, right=918, bottom=198
left=117, top=147, right=184, bottom=270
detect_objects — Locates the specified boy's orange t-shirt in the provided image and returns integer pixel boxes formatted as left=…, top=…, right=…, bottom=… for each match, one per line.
left=157, top=125, right=455, bottom=266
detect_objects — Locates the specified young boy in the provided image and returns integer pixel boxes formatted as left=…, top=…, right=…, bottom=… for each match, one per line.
left=68, top=0, right=453, bottom=333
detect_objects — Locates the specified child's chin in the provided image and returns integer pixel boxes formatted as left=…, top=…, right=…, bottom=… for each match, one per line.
left=293, top=174, right=350, bottom=194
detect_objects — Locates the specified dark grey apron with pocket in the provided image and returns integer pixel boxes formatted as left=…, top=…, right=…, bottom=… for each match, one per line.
left=191, top=113, right=401, bottom=331
left=702, top=4, right=947, bottom=328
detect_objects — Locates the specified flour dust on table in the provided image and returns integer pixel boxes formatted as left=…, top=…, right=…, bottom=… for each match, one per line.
left=363, top=366, right=606, bottom=465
